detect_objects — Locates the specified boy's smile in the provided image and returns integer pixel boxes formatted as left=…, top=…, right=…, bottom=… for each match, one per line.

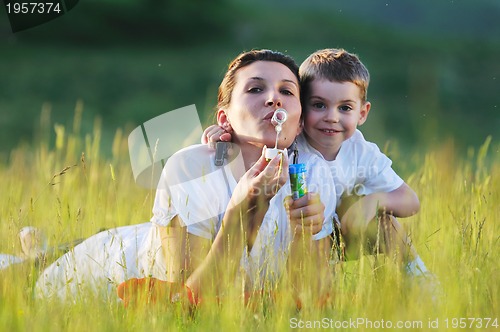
left=303, top=79, right=370, bottom=161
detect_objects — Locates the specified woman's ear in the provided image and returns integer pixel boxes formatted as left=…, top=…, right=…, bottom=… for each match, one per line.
left=217, top=109, right=233, bottom=133
left=357, top=101, right=371, bottom=126
left=297, top=118, right=304, bottom=136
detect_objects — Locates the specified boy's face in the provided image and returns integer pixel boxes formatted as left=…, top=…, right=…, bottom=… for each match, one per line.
left=303, top=79, right=370, bottom=160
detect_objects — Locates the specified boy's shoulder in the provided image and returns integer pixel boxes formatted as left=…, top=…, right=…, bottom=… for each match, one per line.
left=342, top=130, right=382, bottom=154
left=345, top=129, right=369, bottom=144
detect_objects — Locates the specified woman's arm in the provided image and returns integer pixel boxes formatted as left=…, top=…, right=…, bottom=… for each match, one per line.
left=170, top=150, right=289, bottom=300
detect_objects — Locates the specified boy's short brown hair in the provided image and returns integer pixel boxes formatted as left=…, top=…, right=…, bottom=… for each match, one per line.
left=299, top=48, right=370, bottom=103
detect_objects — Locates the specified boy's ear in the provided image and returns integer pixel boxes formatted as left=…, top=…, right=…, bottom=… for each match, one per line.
left=217, top=109, right=233, bottom=132
left=357, top=101, right=371, bottom=126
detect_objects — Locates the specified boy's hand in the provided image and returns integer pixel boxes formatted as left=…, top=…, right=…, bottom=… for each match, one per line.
left=286, top=192, right=325, bottom=237
left=340, top=195, right=379, bottom=236
left=201, top=125, right=233, bottom=147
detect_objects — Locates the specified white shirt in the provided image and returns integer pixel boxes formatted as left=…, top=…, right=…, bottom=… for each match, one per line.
left=151, top=144, right=336, bottom=285
left=297, top=130, right=403, bottom=208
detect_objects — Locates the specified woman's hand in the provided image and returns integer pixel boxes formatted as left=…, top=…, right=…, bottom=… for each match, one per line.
left=231, top=147, right=289, bottom=209
left=224, top=147, right=289, bottom=250
left=286, top=192, right=325, bottom=237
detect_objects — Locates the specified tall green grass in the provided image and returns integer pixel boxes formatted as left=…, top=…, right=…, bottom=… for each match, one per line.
left=0, top=107, right=498, bottom=331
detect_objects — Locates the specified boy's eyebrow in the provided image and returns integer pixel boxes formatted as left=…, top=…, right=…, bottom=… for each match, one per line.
left=309, top=95, right=356, bottom=103
left=249, top=77, right=298, bottom=87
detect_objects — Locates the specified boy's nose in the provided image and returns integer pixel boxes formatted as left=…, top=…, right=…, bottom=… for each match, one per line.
left=324, top=109, right=339, bottom=122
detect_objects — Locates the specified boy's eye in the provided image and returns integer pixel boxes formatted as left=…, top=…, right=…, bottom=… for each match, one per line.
left=312, top=102, right=326, bottom=109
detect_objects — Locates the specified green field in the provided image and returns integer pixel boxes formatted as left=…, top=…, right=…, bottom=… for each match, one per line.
left=0, top=113, right=498, bottom=331
left=1, top=1, right=499, bottom=330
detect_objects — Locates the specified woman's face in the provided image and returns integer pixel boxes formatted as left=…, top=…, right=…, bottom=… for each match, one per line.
left=221, top=61, right=301, bottom=149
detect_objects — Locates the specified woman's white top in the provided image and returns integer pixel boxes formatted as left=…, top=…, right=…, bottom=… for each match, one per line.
left=36, top=144, right=335, bottom=301
left=150, top=144, right=335, bottom=286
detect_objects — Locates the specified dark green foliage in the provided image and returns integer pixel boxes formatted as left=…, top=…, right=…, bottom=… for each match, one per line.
left=0, top=0, right=498, bottom=158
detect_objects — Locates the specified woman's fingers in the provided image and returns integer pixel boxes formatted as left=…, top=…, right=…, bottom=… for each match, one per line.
left=262, top=149, right=289, bottom=188
left=245, top=148, right=289, bottom=200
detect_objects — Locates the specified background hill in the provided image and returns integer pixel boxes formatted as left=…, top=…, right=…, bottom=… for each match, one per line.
left=1, top=0, right=498, bottom=160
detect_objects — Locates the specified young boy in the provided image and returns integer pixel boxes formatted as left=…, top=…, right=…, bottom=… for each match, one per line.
left=203, top=48, right=432, bottom=279
left=298, top=48, right=428, bottom=271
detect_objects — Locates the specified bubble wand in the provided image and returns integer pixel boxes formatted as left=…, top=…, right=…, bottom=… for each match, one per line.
left=265, top=108, right=288, bottom=160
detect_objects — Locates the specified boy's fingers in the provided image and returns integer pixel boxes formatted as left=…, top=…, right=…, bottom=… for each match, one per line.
left=293, top=217, right=323, bottom=234
left=290, top=192, right=320, bottom=209
left=207, top=129, right=222, bottom=142
left=289, top=206, right=323, bottom=220
left=201, top=128, right=210, bottom=144
left=220, top=132, right=232, bottom=142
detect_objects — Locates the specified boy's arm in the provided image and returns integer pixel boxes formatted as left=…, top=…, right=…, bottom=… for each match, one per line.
left=286, top=193, right=332, bottom=307
left=340, top=183, right=420, bottom=235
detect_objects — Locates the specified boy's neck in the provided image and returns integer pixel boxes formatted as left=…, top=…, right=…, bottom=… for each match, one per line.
left=321, top=146, right=341, bottom=161
left=303, top=133, right=341, bottom=161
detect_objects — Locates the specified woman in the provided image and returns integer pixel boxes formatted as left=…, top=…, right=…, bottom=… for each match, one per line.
left=36, top=50, right=336, bottom=305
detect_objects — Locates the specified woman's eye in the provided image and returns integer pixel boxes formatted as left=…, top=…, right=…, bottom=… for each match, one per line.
left=248, top=87, right=263, bottom=93
left=280, top=89, right=293, bottom=96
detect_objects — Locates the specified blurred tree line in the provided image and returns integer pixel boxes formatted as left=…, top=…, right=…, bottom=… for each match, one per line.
left=0, top=0, right=498, bottom=160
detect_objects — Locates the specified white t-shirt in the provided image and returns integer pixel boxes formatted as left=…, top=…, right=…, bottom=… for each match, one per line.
left=151, top=144, right=336, bottom=285
left=297, top=130, right=403, bottom=207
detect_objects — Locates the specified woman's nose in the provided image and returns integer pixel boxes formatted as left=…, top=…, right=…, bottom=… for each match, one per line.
left=266, top=92, right=282, bottom=107
left=266, top=98, right=283, bottom=107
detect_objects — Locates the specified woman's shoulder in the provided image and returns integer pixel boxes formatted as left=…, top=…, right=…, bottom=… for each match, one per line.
left=170, top=144, right=213, bottom=159
left=161, top=144, right=218, bottom=186
left=166, top=144, right=214, bottom=168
